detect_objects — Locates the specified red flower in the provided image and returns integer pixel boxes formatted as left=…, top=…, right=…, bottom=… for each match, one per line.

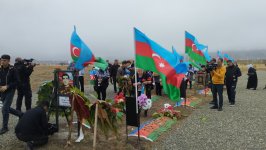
left=114, top=93, right=125, bottom=104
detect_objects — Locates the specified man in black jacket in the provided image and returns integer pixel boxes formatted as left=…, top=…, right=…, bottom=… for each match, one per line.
left=14, top=57, right=34, bottom=111
left=0, top=54, right=22, bottom=135
left=110, top=59, right=120, bottom=93
left=225, top=60, right=241, bottom=106
left=15, top=100, right=56, bottom=150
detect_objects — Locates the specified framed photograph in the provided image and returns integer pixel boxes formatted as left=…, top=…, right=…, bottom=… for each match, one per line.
left=58, top=95, right=71, bottom=107
left=57, top=71, right=74, bottom=95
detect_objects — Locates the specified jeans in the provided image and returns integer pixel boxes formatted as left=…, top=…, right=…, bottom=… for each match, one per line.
left=16, top=84, right=32, bottom=111
left=2, top=89, right=22, bottom=129
left=212, top=84, right=224, bottom=108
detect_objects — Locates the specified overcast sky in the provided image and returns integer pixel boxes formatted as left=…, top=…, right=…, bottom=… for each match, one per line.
left=1, top=0, right=266, bottom=61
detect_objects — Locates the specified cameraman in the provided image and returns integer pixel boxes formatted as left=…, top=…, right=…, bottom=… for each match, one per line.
left=210, top=58, right=226, bottom=111
left=15, top=100, right=57, bottom=150
left=207, top=58, right=217, bottom=104
left=14, top=57, right=34, bottom=111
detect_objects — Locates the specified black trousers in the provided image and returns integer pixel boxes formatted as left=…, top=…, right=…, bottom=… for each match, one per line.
left=145, top=86, right=152, bottom=99
left=212, top=84, right=224, bottom=108
left=155, top=82, right=162, bottom=96
left=226, top=83, right=236, bottom=104
left=79, top=76, right=84, bottom=92
left=16, top=133, right=48, bottom=147
left=16, top=84, right=32, bottom=111
left=112, top=76, right=117, bottom=93
left=180, top=80, right=187, bottom=99
left=94, top=86, right=108, bottom=100
left=186, top=80, right=192, bottom=89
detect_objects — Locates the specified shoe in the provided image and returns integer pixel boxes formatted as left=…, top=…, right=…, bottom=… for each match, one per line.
left=218, top=107, right=223, bottom=111
left=210, top=106, right=218, bottom=109
left=26, top=141, right=33, bottom=150
left=0, top=128, right=9, bottom=135
left=230, top=103, right=235, bottom=107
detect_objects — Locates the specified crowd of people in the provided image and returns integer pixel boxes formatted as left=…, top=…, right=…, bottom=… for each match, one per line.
left=0, top=53, right=262, bottom=149
left=79, top=57, right=248, bottom=112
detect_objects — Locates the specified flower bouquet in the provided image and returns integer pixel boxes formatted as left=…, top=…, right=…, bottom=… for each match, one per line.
left=112, top=92, right=126, bottom=114
left=152, top=103, right=181, bottom=119
left=137, top=94, right=152, bottom=110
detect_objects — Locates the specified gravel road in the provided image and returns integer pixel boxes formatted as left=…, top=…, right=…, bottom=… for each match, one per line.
left=153, top=70, right=266, bottom=150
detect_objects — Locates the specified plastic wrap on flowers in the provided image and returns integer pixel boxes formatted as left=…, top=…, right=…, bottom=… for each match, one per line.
left=138, top=94, right=152, bottom=110
left=152, top=103, right=181, bottom=119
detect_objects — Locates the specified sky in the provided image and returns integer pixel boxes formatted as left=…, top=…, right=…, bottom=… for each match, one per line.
left=1, top=0, right=266, bottom=61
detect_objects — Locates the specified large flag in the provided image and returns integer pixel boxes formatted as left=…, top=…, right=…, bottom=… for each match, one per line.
left=185, top=31, right=207, bottom=65
left=135, top=28, right=187, bottom=101
left=196, top=44, right=211, bottom=62
left=172, top=46, right=184, bottom=64
left=224, top=53, right=234, bottom=62
left=70, top=26, right=107, bottom=70
left=217, top=50, right=223, bottom=59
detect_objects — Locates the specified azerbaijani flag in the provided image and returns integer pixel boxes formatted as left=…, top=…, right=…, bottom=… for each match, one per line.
left=185, top=31, right=207, bottom=65
left=70, top=26, right=107, bottom=70
left=135, top=28, right=187, bottom=101
left=172, top=46, right=184, bottom=64
left=217, top=50, right=223, bottom=59
left=196, top=43, right=211, bottom=62
left=224, top=53, right=234, bottom=62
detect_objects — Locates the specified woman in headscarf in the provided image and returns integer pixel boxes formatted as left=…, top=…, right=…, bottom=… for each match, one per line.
left=246, top=64, right=258, bottom=90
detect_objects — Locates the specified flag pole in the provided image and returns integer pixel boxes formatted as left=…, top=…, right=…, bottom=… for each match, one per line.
left=184, top=31, right=187, bottom=108
left=134, top=28, right=140, bottom=148
left=134, top=28, right=139, bottom=114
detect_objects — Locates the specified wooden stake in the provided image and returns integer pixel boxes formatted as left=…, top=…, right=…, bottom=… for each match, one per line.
left=65, top=95, right=75, bottom=148
left=93, top=101, right=99, bottom=150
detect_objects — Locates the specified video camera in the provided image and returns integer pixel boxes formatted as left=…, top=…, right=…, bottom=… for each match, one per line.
left=23, top=58, right=37, bottom=67
left=206, top=63, right=218, bottom=72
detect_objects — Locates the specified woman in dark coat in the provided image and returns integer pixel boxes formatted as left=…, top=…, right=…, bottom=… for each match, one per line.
left=94, top=68, right=110, bottom=100
left=247, top=64, right=258, bottom=90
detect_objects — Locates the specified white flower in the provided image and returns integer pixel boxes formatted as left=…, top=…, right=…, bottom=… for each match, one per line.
left=142, top=99, right=152, bottom=110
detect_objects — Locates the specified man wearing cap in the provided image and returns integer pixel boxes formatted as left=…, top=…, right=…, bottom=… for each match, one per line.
left=225, top=60, right=241, bottom=106
left=0, top=54, right=22, bottom=134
